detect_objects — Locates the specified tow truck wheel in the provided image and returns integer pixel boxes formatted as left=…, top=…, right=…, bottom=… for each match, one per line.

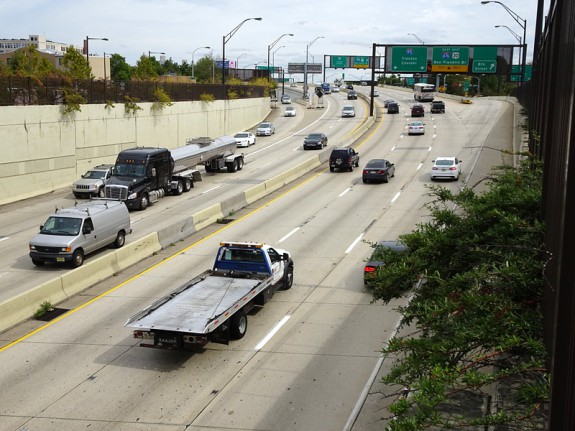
left=71, top=249, right=84, bottom=268
left=230, top=311, right=247, bottom=339
left=282, top=265, right=294, bottom=290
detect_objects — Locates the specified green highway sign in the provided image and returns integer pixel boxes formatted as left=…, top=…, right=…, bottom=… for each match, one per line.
left=473, top=60, right=497, bottom=73
left=511, top=65, right=533, bottom=82
left=352, top=56, right=370, bottom=68
left=331, top=55, right=348, bottom=68
left=405, top=77, right=415, bottom=86
left=432, top=46, right=469, bottom=72
left=391, top=46, right=428, bottom=72
left=472, top=46, right=498, bottom=73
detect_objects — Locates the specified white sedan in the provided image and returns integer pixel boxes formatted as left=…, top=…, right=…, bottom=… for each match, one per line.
left=284, top=106, right=296, bottom=117
left=234, top=132, right=256, bottom=147
left=407, top=121, right=425, bottom=135
left=430, top=157, right=462, bottom=180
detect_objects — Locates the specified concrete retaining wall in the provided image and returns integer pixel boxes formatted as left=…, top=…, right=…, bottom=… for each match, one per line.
left=0, top=92, right=379, bottom=333
left=0, top=98, right=270, bottom=206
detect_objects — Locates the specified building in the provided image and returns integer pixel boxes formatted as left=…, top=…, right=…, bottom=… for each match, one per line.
left=0, top=34, right=109, bottom=80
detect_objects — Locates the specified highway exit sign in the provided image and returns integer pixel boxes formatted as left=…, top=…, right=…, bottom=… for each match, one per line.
left=472, top=60, right=497, bottom=73
left=391, top=46, right=428, bottom=72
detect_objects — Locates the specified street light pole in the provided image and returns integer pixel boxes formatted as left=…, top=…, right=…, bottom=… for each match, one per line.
left=407, top=33, right=425, bottom=44
left=495, top=25, right=522, bottom=76
left=191, top=46, right=210, bottom=79
left=304, top=36, right=324, bottom=100
left=267, top=33, right=294, bottom=82
left=482, top=1, right=527, bottom=85
left=272, top=45, right=285, bottom=84
left=85, top=36, right=108, bottom=69
left=222, top=17, right=262, bottom=86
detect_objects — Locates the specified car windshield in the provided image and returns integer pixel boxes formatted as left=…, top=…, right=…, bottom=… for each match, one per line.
left=113, top=163, right=146, bottom=177
left=436, top=160, right=454, bottom=166
left=41, top=216, right=82, bottom=236
left=235, top=133, right=248, bottom=138
left=343, top=107, right=354, bottom=111
left=410, top=122, right=423, bottom=126
left=259, top=123, right=271, bottom=128
left=308, top=134, right=322, bottom=139
left=84, top=170, right=106, bottom=179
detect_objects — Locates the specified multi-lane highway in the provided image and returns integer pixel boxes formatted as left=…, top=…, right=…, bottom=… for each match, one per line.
left=0, top=86, right=516, bottom=431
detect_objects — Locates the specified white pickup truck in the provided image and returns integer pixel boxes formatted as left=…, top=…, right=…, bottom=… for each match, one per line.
left=125, top=241, right=294, bottom=349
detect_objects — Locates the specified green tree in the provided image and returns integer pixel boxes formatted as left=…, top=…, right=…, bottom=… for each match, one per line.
left=161, top=57, right=180, bottom=76
left=133, top=54, right=158, bottom=80
left=110, top=53, right=132, bottom=81
left=61, top=45, right=91, bottom=79
left=7, top=45, right=55, bottom=77
left=194, top=56, right=217, bottom=83
left=367, top=157, right=548, bottom=430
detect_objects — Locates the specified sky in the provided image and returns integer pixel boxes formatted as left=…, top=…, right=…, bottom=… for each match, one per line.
left=2, top=0, right=545, bottom=80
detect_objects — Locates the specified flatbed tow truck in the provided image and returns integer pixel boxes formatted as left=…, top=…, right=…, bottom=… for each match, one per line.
left=125, top=242, right=294, bottom=349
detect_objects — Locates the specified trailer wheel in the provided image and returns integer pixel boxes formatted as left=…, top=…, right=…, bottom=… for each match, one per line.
left=236, top=158, right=244, bottom=171
left=230, top=311, right=247, bottom=340
left=282, top=265, right=294, bottom=290
left=71, top=249, right=84, bottom=268
left=226, top=162, right=236, bottom=173
left=183, top=178, right=192, bottom=192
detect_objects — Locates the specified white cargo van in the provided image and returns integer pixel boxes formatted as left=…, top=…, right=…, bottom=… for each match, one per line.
left=29, top=200, right=131, bottom=268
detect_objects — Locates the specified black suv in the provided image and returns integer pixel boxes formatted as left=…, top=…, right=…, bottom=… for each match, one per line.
left=329, top=147, right=360, bottom=172
left=431, top=100, right=445, bottom=113
left=387, top=102, right=400, bottom=114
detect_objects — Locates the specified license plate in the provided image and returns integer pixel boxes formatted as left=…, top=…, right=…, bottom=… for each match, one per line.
left=57, top=257, right=65, bottom=262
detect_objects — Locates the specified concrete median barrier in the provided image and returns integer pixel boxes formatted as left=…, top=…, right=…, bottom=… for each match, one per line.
left=192, top=203, right=224, bottom=231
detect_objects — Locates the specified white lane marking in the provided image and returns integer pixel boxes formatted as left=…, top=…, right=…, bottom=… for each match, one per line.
left=0, top=272, right=8, bottom=277
left=345, top=233, right=364, bottom=254
left=417, top=162, right=424, bottom=170
left=428, top=146, right=432, bottom=152
left=0, top=237, right=9, bottom=242
left=255, top=315, right=291, bottom=350
left=339, top=188, right=351, bottom=198
left=391, top=192, right=401, bottom=203
left=201, top=185, right=221, bottom=194
left=279, top=227, right=300, bottom=243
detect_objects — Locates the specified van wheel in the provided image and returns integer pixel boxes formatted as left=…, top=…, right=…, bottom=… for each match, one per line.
left=183, top=178, right=192, bottom=192
left=114, top=231, right=126, bottom=248
left=32, top=259, right=44, bottom=266
left=230, top=311, right=247, bottom=340
left=282, top=265, right=294, bottom=290
left=71, top=249, right=84, bottom=268
left=139, top=195, right=149, bottom=211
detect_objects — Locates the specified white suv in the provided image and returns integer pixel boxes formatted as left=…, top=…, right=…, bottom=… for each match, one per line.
left=72, top=164, right=114, bottom=198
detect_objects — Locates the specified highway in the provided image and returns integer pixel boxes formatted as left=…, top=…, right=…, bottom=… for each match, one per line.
left=0, top=87, right=516, bottom=430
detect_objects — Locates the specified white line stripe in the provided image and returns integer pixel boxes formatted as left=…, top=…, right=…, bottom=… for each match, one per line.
left=417, top=162, right=423, bottom=170
left=279, top=227, right=300, bottom=243
left=201, top=185, right=221, bottom=194
left=391, top=192, right=401, bottom=203
left=339, top=188, right=351, bottom=197
left=255, top=315, right=290, bottom=350
left=345, top=233, right=364, bottom=254
left=0, top=237, right=9, bottom=242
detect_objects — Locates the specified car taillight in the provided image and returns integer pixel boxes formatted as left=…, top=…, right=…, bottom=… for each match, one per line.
left=449, top=167, right=457, bottom=170
left=363, top=170, right=368, bottom=174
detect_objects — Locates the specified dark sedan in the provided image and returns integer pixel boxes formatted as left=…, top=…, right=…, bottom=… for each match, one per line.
left=303, top=132, right=328, bottom=150
left=364, top=240, right=408, bottom=284
left=347, top=90, right=358, bottom=100
left=362, top=159, right=395, bottom=183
